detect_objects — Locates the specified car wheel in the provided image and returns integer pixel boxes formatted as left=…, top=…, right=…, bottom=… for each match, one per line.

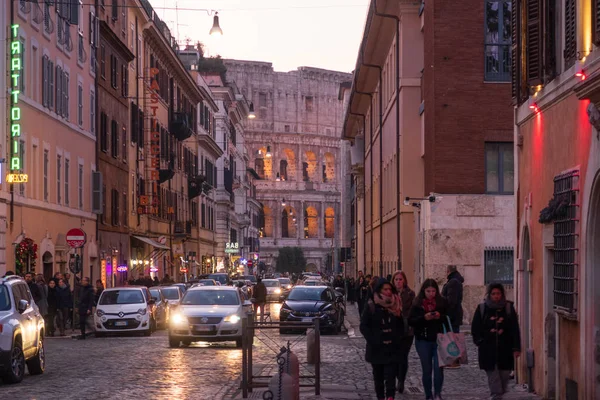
left=169, top=336, right=180, bottom=348
left=182, top=339, right=192, bottom=347
left=235, top=339, right=243, bottom=348
left=143, top=328, right=152, bottom=337
left=3, top=341, right=25, bottom=383
left=26, top=337, right=45, bottom=375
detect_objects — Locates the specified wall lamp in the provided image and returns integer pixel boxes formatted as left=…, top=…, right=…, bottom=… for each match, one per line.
left=281, top=198, right=286, bottom=206
left=404, top=195, right=436, bottom=207
left=265, top=146, right=272, bottom=158
left=248, top=102, right=256, bottom=119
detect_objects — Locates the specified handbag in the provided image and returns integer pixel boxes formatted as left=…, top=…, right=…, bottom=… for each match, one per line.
left=436, top=316, right=468, bottom=366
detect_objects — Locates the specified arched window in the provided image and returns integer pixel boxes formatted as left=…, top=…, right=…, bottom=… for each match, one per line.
left=324, top=152, right=335, bottom=182
left=280, top=160, right=288, bottom=181
left=255, top=158, right=265, bottom=179
left=324, top=207, right=335, bottom=238
left=304, top=206, right=318, bottom=238
left=303, top=151, right=317, bottom=182
left=282, top=148, right=296, bottom=181
left=281, top=210, right=289, bottom=238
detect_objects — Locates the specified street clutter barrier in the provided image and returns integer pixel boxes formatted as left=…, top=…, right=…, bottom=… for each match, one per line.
left=240, top=312, right=320, bottom=399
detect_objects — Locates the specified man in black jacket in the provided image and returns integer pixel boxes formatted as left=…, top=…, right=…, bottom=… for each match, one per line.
left=25, top=272, right=42, bottom=304
left=441, top=265, right=464, bottom=333
left=77, top=277, right=95, bottom=339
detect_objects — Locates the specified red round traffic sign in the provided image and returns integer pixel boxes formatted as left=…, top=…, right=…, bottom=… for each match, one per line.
left=66, top=228, right=87, bottom=248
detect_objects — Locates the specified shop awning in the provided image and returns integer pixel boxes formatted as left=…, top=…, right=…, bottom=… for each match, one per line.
left=133, top=236, right=170, bottom=250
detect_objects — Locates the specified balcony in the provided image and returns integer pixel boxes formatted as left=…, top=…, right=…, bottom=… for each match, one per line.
left=170, top=112, right=193, bottom=141
left=188, top=175, right=206, bottom=199
left=186, top=220, right=193, bottom=235
left=174, top=221, right=185, bottom=235
left=159, top=157, right=175, bottom=184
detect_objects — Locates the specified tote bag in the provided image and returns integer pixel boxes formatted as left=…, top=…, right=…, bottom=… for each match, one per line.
left=436, top=316, right=468, bottom=366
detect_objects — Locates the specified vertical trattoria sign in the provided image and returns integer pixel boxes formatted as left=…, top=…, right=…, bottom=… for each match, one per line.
left=7, top=24, right=28, bottom=184
left=137, top=67, right=160, bottom=214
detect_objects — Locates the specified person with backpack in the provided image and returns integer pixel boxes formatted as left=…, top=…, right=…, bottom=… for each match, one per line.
left=360, top=277, right=404, bottom=400
left=392, top=270, right=415, bottom=394
left=471, top=283, right=521, bottom=400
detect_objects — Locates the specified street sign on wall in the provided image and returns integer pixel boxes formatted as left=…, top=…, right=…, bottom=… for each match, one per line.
left=66, top=228, right=86, bottom=248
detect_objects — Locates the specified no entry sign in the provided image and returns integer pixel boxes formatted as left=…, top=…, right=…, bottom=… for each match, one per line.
left=66, top=228, right=86, bottom=248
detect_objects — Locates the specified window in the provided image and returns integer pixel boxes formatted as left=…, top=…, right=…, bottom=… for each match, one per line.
left=110, top=54, right=118, bottom=89
left=201, top=203, right=206, bottom=228
left=121, top=63, right=128, bottom=98
left=112, top=0, right=118, bottom=21
left=100, top=112, right=108, bottom=152
left=31, top=46, right=38, bottom=102
left=122, top=192, right=127, bottom=227
left=43, top=150, right=49, bottom=201
left=90, top=90, right=95, bottom=134
left=484, top=1, right=512, bottom=81
left=44, top=1, right=53, bottom=35
left=101, top=184, right=106, bottom=224
left=121, top=0, right=126, bottom=33
left=484, top=247, right=514, bottom=284
left=77, top=83, right=83, bottom=126
left=55, top=65, right=63, bottom=115
left=57, top=155, right=62, bottom=204
left=111, top=119, right=118, bottom=158
left=564, top=0, right=576, bottom=69
left=78, top=164, right=83, bottom=209
left=553, top=170, right=579, bottom=314
left=111, top=189, right=119, bottom=225
left=100, top=44, right=105, bottom=79
left=485, top=142, right=513, bottom=194
left=121, top=125, right=127, bottom=162
left=65, top=158, right=70, bottom=206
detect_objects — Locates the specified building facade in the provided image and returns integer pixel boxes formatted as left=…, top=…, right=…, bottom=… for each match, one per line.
left=1, top=0, right=99, bottom=281
left=343, top=0, right=515, bottom=323
left=225, top=60, right=351, bottom=273
left=513, top=0, right=600, bottom=398
left=97, top=1, right=134, bottom=286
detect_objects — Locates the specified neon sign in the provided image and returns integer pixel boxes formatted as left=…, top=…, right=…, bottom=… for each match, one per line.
left=8, top=24, right=27, bottom=184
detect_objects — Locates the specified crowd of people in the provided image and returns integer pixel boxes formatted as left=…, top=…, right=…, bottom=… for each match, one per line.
left=352, top=266, right=521, bottom=400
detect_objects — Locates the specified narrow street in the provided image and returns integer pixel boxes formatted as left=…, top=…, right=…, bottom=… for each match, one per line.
left=0, top=303, right=541, bottom=400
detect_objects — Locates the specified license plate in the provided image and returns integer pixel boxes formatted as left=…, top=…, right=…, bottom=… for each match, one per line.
left=301, top=317, right=314, bottom=323
left=115, top=321, right=127, bottom=326
left=193, top=325, right=214, bottom=332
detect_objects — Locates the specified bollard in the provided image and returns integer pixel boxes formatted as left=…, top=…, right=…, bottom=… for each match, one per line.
left=280, top=347, right=300, bottom=400
left=306, top=327, right=317, bottom=365
left=268, top=355, right=295, bottom=400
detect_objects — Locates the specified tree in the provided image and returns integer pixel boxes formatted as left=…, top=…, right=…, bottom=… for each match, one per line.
left=275, top=247, right=307, bottom=274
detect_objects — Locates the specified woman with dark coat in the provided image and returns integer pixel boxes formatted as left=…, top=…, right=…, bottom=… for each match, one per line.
left=46, top=280, right=58, bottom=336
left=356, top=276, right=368, bottom=315
left=409, top=279, right=449, bottom=400
left=392, top=270, right=415, bottom=394
left=471, top=283, right=521, bottom=400
left=360, top=278, right=404, bottom=400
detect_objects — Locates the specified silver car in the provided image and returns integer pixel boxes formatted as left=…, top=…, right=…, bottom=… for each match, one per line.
left=262, top=279, right=283, bottom=302
left=168, top=287, right=253, bottom=348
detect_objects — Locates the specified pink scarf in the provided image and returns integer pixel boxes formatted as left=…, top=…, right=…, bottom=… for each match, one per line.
left=373, top=292, right=402, bottom=317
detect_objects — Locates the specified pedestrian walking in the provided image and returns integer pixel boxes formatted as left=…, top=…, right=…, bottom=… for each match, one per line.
left=360, top=278, right=404, bottom=400
left=251, top=278, right=267, bottom=322
left=46, top=280, right=58, bottom=336
left=367, top=275, right=379, bottom=300
left=356, top=276, right=368, bottom=315
left=441, top=265, right=464, bottom=333
left=77, top=277, right=95, bottom=339
left=94, top=279, right=104, bottom=306
left=392, top=270, right=415, bottom=394
left=409, top=279, right=449, bottom=400
left=35, top=275, right=49, bottom=318
left=55, top=279, right=72, bottom=336
left=24, top=272, right=42, bottom=304
left=471, top=283, right=521, bottom=400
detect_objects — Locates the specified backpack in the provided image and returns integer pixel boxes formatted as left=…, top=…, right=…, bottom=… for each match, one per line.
left=479, top=301, right=512, bottom=319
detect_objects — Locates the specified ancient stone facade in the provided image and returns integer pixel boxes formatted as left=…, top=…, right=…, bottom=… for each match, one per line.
left=224, top=60, right=352, bottom=273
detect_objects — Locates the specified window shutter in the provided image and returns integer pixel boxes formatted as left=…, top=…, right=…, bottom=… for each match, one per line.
left=526, top=0, right=542, bottom=86
left=89, top=11, right=94, bottom=45
left=543, top=0, right=557, bottom=81
left=564, top=0, right=577, bottom=68
left=42, top=56, right=48, bottom=107
left=92, top=171, right=103, bottom=214
left=56, top=65, right=62, bottom=115
left=48, top=61, right=54, bottom=109
left=511, top=0, right=520, bottom=103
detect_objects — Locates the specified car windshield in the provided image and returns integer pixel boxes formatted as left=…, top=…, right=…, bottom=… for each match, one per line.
left=181, top=290, right=240, bottom=306
left=199, top=280, right=215, bottom=286
left=0, top=285, right=11, bottom=311
left=243, top=275, right=257, bottom=283
left=263, top=280, right=280, bottom=287
left=149, top=290, right=161, bottom=300
left=288, top=288, right=327, bottom=301
left=208, top=274, right=228, bottom=284
left=304, top=281, right=319, bottom=286
left=278, top=278, right=291, bottom=285
left=162, top=288, right=180, bottom=300
left=99, top=290, right=145, bottom=305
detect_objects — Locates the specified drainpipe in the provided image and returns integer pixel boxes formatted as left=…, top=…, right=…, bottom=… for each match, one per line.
left=373, top=0, right=401, bottom=276
left=9, top=0, right=14, bottom=227
left=348, top=111, right=367, bottom=275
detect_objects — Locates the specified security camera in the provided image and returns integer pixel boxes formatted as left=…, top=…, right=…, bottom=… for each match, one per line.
left=403, top=197, right=410, bottom=206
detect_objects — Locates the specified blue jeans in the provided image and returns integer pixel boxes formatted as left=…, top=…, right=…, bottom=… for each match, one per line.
left=415, top=339, right=444, bottom=399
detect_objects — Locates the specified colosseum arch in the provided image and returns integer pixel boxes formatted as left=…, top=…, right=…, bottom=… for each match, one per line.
left=257, top=146, right=273, bottom=180
left=324, top=152, right=335, bottom=182
left=281, top=206, right=298, bottom=238
left=324, top=207, right=335, bottom=238
left=262, top=205, right=274, bottom=237
left=304, top=206, right=319, bottom=238
left=281, top=148, right=297, bottom=181
left=303, top=151, right=317, bottom=182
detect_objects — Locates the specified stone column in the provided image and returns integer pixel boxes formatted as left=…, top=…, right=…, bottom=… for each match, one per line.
left=319, top=202, right=325, bottom=239
left=297, top=144, right=304, bottom=182
left=299, top=203, right=305, bottom=239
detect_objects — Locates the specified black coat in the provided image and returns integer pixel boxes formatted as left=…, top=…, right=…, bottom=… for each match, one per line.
left=408, top=297, right=449, bottom=342
left=47, top=287, right=58, bottom=312
left=471, top=301, right=521, bottom=371
left=359, top=301, right=405, bottom=364
left=56, top=286, right=72, bottom=309
left=27, top=281, right=42, bottom=303
left=442, top=271, right=464, bottom=326
left=78, top=285, right=95, bottom=315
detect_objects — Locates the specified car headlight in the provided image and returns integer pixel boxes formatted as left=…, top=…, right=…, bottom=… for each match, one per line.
left=171, top=313, right=187, bottom=324
left=96, top=309, right=105, bottom=317
left=324, top=308, right=336, bottom=315
left=224, top=315, right=241, bottom=324
left=274, top=288, right=281, bottom=294
left=287, top=285, right=292, bottom=289
left=137, top=308, right=147, bottom=315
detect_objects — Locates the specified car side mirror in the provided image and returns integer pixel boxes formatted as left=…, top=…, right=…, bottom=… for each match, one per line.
left=17, top=299, right=29, bottom=314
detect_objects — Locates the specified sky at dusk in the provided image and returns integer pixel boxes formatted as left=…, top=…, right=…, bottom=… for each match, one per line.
left=148, top=0, right=370, bottom=73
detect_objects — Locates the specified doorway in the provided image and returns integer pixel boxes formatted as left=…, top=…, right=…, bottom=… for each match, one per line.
left=520, top=227, right=532, bottom=389
left=42, top=252, right=53, bottom=283
left=587, top=174, right=600, bottom=398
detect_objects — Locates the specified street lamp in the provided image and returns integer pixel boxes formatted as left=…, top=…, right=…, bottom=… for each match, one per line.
left=248, top=102, right=256, bottom=119
left=209, top=12, right=223, bottom=36
left=403, top=195, right=436, bottom=207
left=281, top=198, right=286, bottom=206
left=265, top=146, right=272, bottom=158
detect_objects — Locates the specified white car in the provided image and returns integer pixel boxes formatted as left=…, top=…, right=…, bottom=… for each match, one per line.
left=159, top=286, right=183, bottom=306
left=168, top=286, right=252, bottom=348
left=94, top=287, right=155, bottom=336
left=262, top=279, right=283, bottom=302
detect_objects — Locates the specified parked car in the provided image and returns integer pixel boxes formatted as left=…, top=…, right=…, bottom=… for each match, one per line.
left=160, top=286, right=183, bottom=306
left=94, top=286, right=155, bottom=336
left=168, top=286, right=253, bottom=348
left=149, top=287, right=170, bottom=329
left=242, top=275, right=257, bottom=285
left=279, top=286, right=345, bottom=334
left=0, top=276, right=45, bottom=383
left=262, top=279, right=283, bottom=302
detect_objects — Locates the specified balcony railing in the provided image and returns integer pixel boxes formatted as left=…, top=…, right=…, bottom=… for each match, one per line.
left=188, top=175, right=206, bottom=199
left=159, top=156, right=175, bottom=183
left=170, top=112, right=193, bottom=141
